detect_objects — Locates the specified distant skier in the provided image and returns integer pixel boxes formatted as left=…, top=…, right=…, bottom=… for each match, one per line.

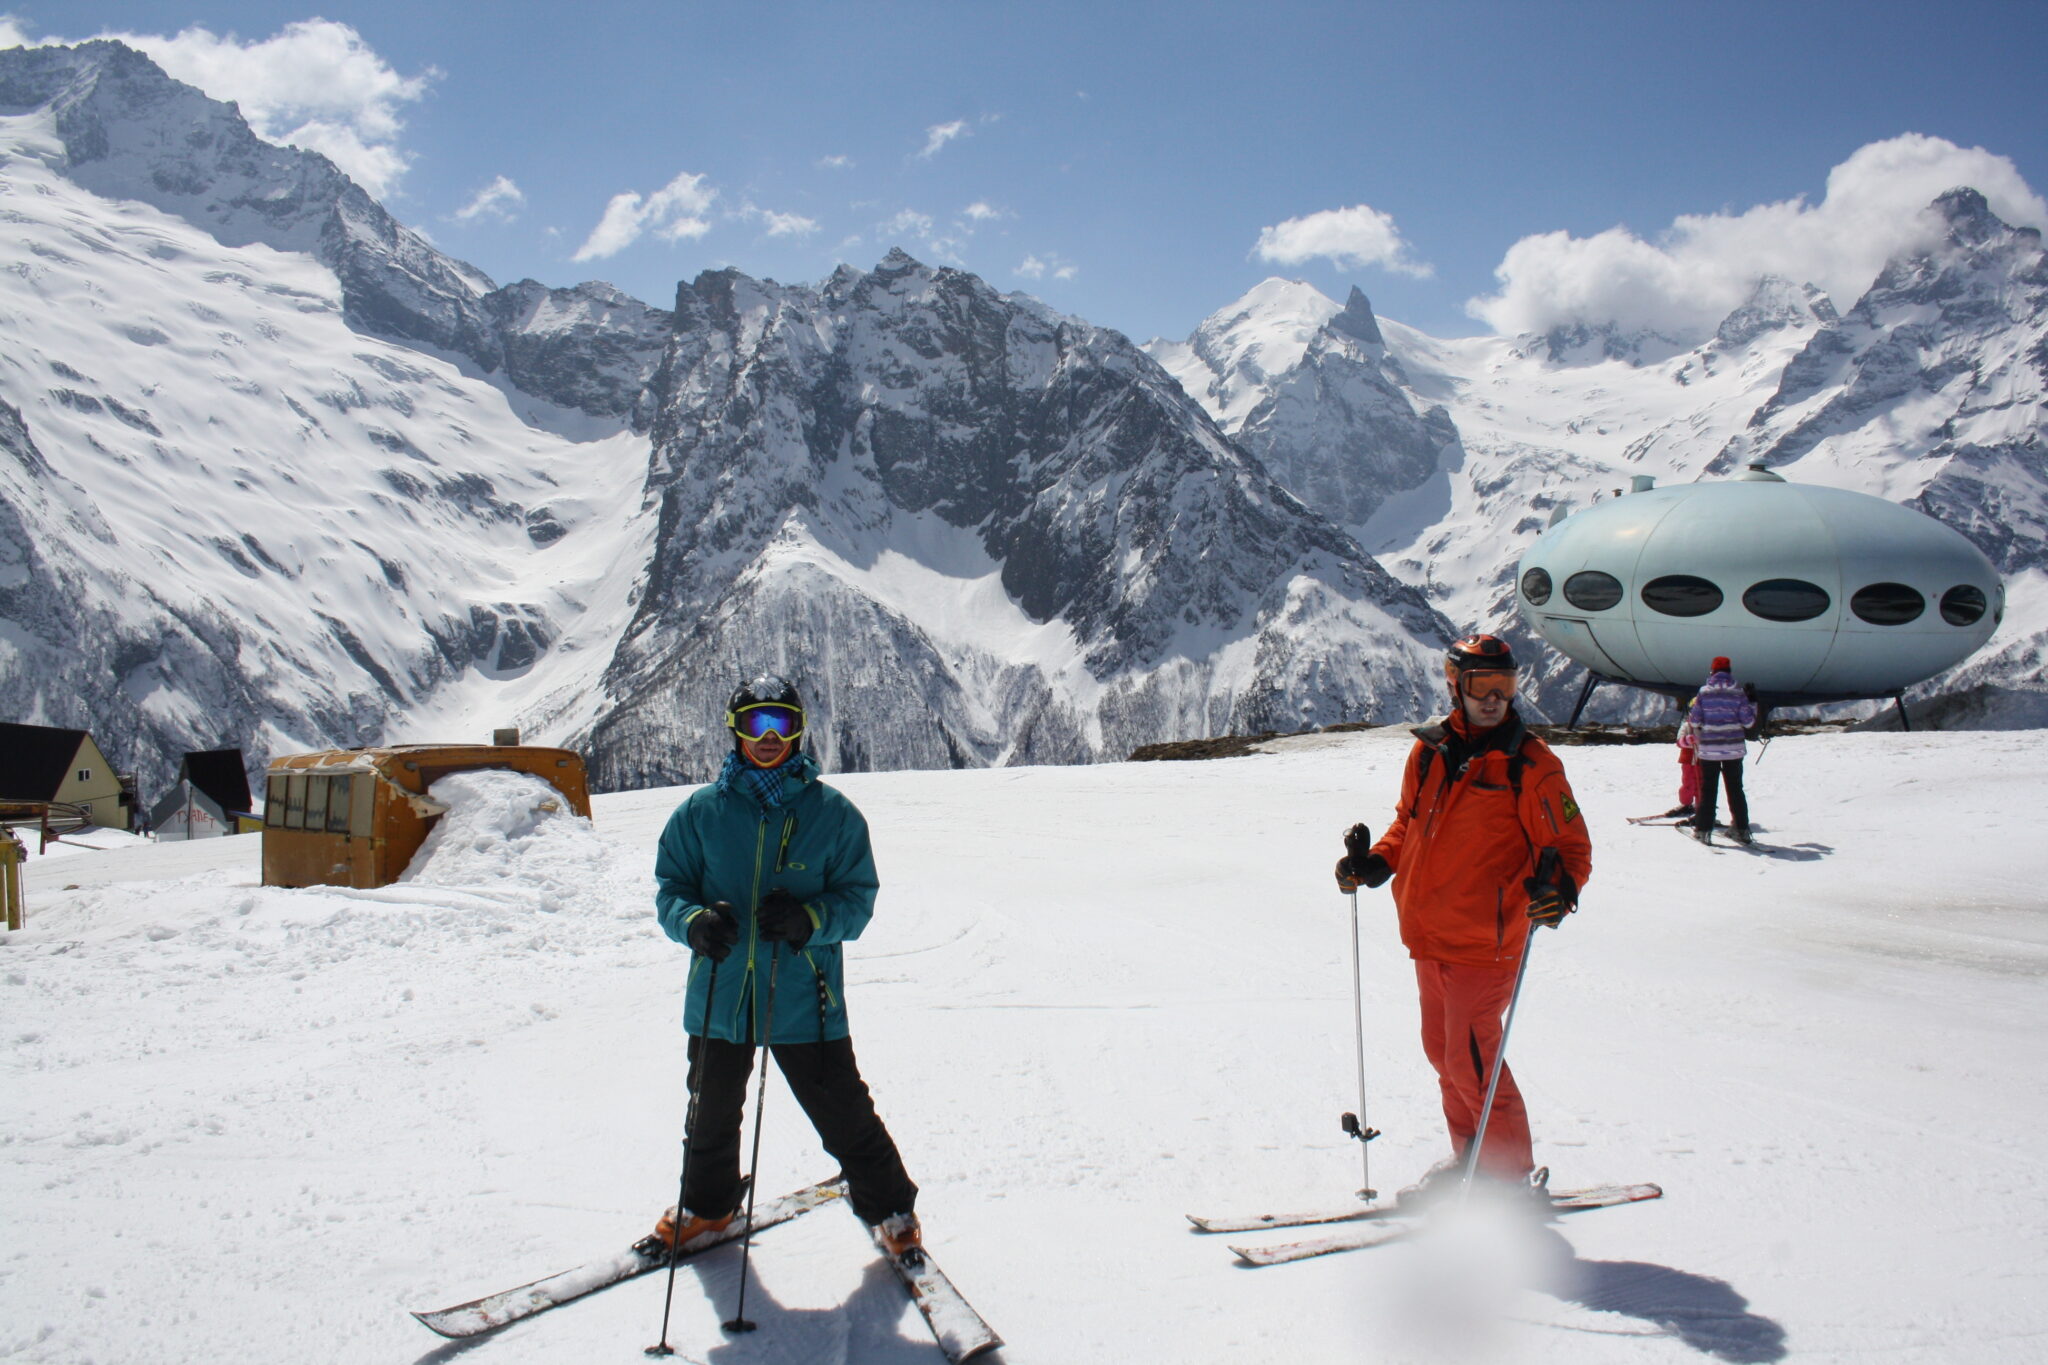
left=648, top=674, right=922, bottom=1259
left=1673, top=699, right=1700, bottom=818
left=1686, top=657, right=1758, bottom=846
left=1334, top=634, right=1593, bottom=1204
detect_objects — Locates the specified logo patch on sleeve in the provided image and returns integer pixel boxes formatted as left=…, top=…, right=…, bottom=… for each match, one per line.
left=1560, top=793, right=1581, bottom=825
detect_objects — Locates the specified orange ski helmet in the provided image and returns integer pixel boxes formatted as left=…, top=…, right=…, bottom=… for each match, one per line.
left=1444, top=633, right=1517, bottom=703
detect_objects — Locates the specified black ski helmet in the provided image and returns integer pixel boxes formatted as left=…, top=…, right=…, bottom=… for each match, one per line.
left=1444, top=633, right=1516, bottom=702
left=726, top=673, right=805, bottom=754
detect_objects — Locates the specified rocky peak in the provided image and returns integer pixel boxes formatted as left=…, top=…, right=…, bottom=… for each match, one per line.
left=1713, top=275, right=1838, bottom=349
left=1330, top=286, right=1385, bottom=347
left=1932, top=187, right=2000, bottom=246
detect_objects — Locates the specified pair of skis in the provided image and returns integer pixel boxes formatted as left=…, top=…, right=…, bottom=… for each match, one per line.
left=411, top=1177, right=1001, bottom=1362
left=1190, top=1181, right=1664, bottom=1265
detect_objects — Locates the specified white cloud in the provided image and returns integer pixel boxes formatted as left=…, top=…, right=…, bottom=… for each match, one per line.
left=70, top=19, right=438, bottom=198
left=0, top=14, right=33, bottom=47
left=453, top=175, right=525, bottom=224
left=919, top=120, right=968, bottom=159
left=1469, top=133, right=2048, bottom=340
left=1015, top=253, right=1077, bottom=282
left=875, top=209, right=966, bottom=263
left=882, top=209, right=935, bottom=239
left=818, top=154, right=854, bottom=170
left=743, top=205, right=819, bottom=238
left=963, top=201, right=1003, bottom=222
left=573, top=172, right=718, bottom=261
left=1254, top=204, right=1432, bottom=278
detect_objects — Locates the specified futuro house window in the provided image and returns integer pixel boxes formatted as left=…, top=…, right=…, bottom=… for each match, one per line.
left=1639, top=574, right=1723, bottom=618
left=1742, top=578, right=1830, bottom=623
left=1562, top=570, right=1623, bottom=612
left=1521, top=567, right=1553, bottom=605
left=1850, top=582, right=1926, bottom=626
left=1939, top=584, right=1988, bottom=627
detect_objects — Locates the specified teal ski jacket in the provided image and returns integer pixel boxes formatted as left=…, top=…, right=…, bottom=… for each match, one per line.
left=653, top=761, right=879, bottom=1044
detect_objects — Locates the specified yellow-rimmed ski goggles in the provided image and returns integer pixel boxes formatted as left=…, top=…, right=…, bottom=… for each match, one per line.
left=729, top=702, right=805, bottom=742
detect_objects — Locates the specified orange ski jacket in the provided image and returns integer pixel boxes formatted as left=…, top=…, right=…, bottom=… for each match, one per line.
left=1369, top=711, right=1593, bottom=967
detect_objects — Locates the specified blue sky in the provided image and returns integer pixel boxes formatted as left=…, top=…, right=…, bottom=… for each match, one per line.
left=9, top=1, right=2047, bottom=344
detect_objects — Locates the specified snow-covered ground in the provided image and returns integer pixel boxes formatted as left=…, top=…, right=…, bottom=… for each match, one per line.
left=5, top=728, right=2046, bottom=1364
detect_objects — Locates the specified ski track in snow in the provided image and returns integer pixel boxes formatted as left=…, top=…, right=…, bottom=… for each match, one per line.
left=4, top=730, right=2048, bottom=1363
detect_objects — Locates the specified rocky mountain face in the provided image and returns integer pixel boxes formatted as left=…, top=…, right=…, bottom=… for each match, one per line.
left=0, top=40, right=1454, bottom=796
left=1151, top=197, right=2048, bottom=726
left=589, top=255, right=1451, bottom=787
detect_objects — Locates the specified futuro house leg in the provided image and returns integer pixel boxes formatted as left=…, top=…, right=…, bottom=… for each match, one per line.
left=1893, top=693, right=1911, bottom=732
left=1566, top=673, right=1600, bottom=729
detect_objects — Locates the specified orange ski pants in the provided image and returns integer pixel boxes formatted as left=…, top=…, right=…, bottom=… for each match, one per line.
left=1415, top=959, right=1534, bottom=1179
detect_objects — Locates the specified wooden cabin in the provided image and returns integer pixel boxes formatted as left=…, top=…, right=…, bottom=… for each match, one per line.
left=260, top=744, right=591, bottom=890
left=0, top=722, right=135, bottom=831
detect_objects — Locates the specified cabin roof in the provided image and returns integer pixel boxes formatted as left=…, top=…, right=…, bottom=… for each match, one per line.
left=180, top=749, right=252, bottom=815
left=0, top=722, right=91, bottom=800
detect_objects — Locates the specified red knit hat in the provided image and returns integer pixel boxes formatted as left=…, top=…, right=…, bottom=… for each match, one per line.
left=1711, top=656, right=1731, bottom=673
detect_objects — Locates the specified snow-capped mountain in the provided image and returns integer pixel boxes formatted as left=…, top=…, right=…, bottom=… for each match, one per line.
left=0, top=40, right=1453, bottom=795
left=1148, top=280, right=1457, bottom=531
left=588, top=254, right=1449, bottom=786
left=1150, top=199, right=2048, bottom=726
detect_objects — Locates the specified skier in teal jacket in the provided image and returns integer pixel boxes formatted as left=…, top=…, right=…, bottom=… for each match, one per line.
left=646, top=674, right=921, bottom=1259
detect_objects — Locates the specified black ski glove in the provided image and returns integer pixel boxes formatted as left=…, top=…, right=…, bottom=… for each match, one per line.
left=1335, top=823, right=1392, bottom=893
left=687, top=901, right=740, bottom=961
left=1524, top=849, right=1577, bottom=928
left=757, top=889, right=813, bottom=947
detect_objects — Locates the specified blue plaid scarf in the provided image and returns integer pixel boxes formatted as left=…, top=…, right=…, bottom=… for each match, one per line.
left=715, top=749, right=818, bottom=809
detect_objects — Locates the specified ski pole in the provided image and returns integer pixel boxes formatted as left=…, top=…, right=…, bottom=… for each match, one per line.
left=1340, top=888, right=1379, bottom=1201
left=1459, top=846, right=1556, bottom=1198
left=647, top=954, right=718, bottom=1358
left=1338, top=823, right=1380, bottom=1201
left=723, top=945, right=782, bottom=1334
left=1459, top=934, right=1535, bottom=1197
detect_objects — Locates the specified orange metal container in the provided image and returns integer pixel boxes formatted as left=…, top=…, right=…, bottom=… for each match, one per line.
left=259, top=745, right=592, bottom=890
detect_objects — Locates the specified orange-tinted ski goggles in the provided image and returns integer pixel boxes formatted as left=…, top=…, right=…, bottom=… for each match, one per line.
left=1459, top=669, right=1518, bottom=702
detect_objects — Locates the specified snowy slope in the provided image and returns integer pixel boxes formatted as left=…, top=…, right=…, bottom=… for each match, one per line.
left=0, top=102, right=656, bottom=782
left=5, top=731, right=2046, bottom=1363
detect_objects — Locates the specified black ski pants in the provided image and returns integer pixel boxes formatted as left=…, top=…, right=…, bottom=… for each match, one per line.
left=680, top=1035, right=917, bottom=1226
left=1695, top=758, right=1749, bottom=833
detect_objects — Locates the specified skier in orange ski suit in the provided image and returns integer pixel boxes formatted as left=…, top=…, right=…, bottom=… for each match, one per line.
left=1337, top=634, right=1593, bottom=1196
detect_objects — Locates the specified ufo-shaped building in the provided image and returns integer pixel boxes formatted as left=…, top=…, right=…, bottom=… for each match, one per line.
left=1516, top=466, right=2003, bottom=720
